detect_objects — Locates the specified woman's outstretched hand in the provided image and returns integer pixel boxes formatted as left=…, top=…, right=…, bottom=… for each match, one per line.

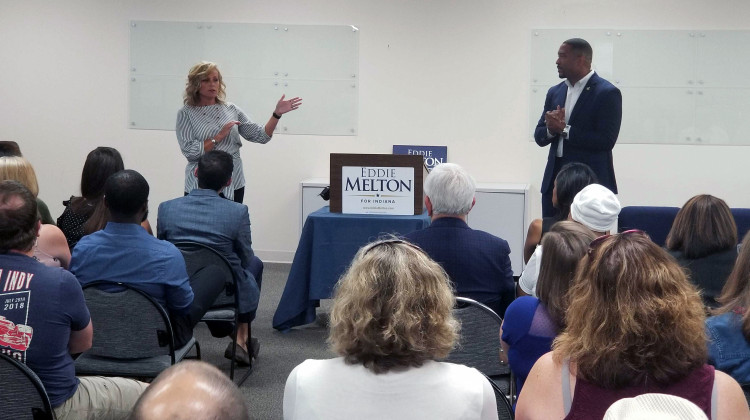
left=275, top=94, right=303, bottom=115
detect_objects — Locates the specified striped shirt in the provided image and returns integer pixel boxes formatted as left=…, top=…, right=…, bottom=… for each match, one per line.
left=176, top=102, right=271, bottom=200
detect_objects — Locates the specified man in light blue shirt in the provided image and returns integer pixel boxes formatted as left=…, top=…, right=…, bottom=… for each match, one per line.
left=70, top=170, right=224, bottom=349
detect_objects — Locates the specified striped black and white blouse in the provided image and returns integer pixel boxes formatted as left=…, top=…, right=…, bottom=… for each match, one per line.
left=176, top=102, right=271, bottom=200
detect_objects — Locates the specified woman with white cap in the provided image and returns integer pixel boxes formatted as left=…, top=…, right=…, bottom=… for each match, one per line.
left=518, top=183, right=620, bottom=297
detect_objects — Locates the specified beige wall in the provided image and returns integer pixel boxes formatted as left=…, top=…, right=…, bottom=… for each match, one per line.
left=3, top=0, right=749, bottom=261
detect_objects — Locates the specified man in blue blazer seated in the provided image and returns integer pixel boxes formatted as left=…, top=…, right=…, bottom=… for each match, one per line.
left=404, top=163, right=515, bottom=317
left=158, top=150, right=262, bottom=367
left=534, top=37, right=622, bottom=218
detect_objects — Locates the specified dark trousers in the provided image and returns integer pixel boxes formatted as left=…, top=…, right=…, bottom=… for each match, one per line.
left=542, top=189, right=556, bottom=218
left=541, top=159, right=562, bottom=218
left=239, top=255, right=263, bottom=323
left=171, top=264, right=226, bottom=348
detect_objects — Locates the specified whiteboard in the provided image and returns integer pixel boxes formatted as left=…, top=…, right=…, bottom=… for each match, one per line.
left=129, top=21, right=359, bottom=135
left=530, top=29, right=750, bottom=145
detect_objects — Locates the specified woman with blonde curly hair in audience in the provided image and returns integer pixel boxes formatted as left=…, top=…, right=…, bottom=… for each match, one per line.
left=0, top=156, right=70, bottom=268
left=516, top=231, right=749, bottom=420
left=666, top=194, right=738, bottom=309
left=283, top=238, right=497, bottom=420
left=707, top=230, right=750, bottom=386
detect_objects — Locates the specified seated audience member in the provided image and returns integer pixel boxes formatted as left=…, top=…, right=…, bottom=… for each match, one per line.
left=519, top=183, right=620, bottom=296
left=0, top=155, right=54, bottom=224
left=706, top=230, right=750, bottom=385
left=69, top=170, right=224, bottom=350
left=404, top=163, right=514, bottom=316
left=0, top=156, right=70, bottom=267
left=283, top=239, right=498, bottom=420
left=523, top=162, right=597, bottom=263
left=158, top=150, right=262, bottom=366
left=57, top=147, right=152, bottom=250
left=516, top=231, right=749, bottom=420
left=0, top=140, right=22, bottom=157
left=666, top=194, right=738, bottom=309
left=0, top=180, right=147, bottom=420
left=501, top=221, right=595, bottom=396
left=35, top=223, right=71, bottom=269
left=130, top=361, right=249, bottom=420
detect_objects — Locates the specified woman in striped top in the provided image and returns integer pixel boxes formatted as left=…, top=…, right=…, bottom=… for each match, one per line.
left=177, top=61, right=302, bottom=202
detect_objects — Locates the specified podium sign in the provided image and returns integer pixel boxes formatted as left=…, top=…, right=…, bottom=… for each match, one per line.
left=341, top=166, right=415, bottom=214
left=330, top=154, right=424, bottom=215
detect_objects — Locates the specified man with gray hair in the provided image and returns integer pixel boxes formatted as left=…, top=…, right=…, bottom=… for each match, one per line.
left=404, top=163, right=514, bottom=316
left=130, top=361, right=249, bottom=420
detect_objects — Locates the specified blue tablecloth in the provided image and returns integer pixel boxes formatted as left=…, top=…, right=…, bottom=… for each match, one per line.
left=273, top=206, right=431, bottom=331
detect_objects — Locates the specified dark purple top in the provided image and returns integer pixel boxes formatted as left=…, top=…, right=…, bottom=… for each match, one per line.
left=564, top=364, right=715, bottom=420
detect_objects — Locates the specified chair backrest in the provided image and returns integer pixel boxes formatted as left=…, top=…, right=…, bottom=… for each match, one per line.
left=618, top=206, right=680, bottom=246
left=619, top=206, right=750, bottom=247
left=82, top=281, right=174, bottom=360
left=447, top=297, right=508, bottom=377
left=741, top=384, right=750, bottom=409
left=482, top=372, right=515, bottom=420
left=732, top=209, right=750, bottom=243
left=0, top=353, right=54, bottom=420
left=173, top=241, right=236, bottom=308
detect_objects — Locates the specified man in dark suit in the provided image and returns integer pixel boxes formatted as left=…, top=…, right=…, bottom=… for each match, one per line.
left=158, top=151, right=262, bottom=366
left=404, top=163, right=514, bottom=316
left=534, top=38, right=622, bottom=217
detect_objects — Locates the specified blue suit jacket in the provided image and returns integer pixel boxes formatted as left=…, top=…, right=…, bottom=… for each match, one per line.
left=404, top=217, right=515, bottom=316
left=157, top=189, right=259, bottom=313
left=534, top=72, right=622, bottom=194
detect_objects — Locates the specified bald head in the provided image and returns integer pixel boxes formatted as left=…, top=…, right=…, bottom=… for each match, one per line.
left=130, top=361, right=249, bottom=420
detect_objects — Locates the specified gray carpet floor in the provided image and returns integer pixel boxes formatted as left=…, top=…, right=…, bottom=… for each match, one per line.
left=191, top=262, right=334, bottom=420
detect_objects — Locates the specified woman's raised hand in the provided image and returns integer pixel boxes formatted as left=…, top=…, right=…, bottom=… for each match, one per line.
left=274, top=94, right=303, bottom=115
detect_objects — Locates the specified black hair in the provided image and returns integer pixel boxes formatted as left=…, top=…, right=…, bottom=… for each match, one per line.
left=0, top=141, right=22, bottom=157
left=555, top=162, right=598, bottom=220
left=81, top=147, right=125, bottom=199
left=563, top=38, right=593, bottom=63
left=197, top=150, right=233, bottom=191
left=0, top=180, right=38, bottom=252
left=104, top=170, right=149, bottom=219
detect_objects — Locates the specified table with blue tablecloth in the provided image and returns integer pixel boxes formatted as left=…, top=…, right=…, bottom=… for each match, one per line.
left=273, top=206, right=431, bottom=331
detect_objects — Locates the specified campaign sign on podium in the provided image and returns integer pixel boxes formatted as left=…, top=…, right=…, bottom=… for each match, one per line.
left=330, top=154, right=424, bottom=215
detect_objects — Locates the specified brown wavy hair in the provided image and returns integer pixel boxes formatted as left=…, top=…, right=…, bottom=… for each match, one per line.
left=329, top=239, right=459, bottom=373
left=184, top=61, right=226, bottom=106
left=553, top=232, right=707, bottom=388
left=666, top=194, right=737, bottom=259
left=714, top=231, right=750, bottom=339
left=536, top=221, right=597, bottom=328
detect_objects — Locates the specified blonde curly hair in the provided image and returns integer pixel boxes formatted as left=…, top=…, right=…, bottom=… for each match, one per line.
left=553, top=232, right=707, bottom=388
left=184, top=61, right=226, bottom=106
left=329, top=238, right=459, bottom=373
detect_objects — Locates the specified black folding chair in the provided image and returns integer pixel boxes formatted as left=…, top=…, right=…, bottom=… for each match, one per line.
left=482, top=372, right=515, bottom=420
left=173, top=241, right=252, bottom=385
left=0, top=353, right=54, bottom=420
left=447, top=297, right=515, bottom=404
left=75, top=281, right=199, bottom=379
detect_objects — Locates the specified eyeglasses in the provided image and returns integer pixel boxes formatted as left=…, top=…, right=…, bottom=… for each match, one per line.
left=362, top=238, right=426, bottom=257
left=587, top=229, right=646, bottom=256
